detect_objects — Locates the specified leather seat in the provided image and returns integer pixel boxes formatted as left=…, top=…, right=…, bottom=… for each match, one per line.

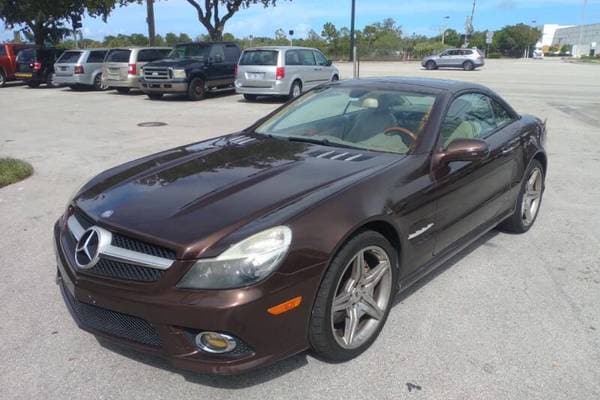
left=345, top=96, right=397, bottom=143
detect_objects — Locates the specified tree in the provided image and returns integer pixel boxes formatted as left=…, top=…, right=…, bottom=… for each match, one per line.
left=493, top=23, right=541, bottom=57
left=0, top=0, right=131, bottom=46
left=183, top=0, right=287, bottom=41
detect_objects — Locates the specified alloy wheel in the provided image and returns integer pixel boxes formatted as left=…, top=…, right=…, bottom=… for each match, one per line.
left=331, top=246, right=392, bottom=349
left=292, top=83, right=301, bottom=98
left=521, top=167, right=543, bottom=226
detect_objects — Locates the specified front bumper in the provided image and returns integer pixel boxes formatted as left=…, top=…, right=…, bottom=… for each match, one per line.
left=53, top=219, right=322, bottom=374
left=139, top=78, right=188, bottom=94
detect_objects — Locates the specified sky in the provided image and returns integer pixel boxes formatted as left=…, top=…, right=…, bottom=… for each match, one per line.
left=2, top=0, right=600, bottom=42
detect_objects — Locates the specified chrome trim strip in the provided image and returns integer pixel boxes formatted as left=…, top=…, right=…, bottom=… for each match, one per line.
left=236, top=138, right=256, bottom=145
left=345, top=154, right=363, bottom=161
left=330, top=152, right=350, bottom=160
left=66, top=215, right=174, bottom=270
left=408, top=223, right=434, bottom=240
left=67, top=215, right=85, bottom=241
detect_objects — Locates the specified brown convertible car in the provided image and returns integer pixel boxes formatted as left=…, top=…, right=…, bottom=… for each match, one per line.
left=54, top=77, right=547, bottom=374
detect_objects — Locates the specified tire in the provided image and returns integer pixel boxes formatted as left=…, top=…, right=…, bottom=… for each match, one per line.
left=116, top=87, right=130, bottom=94
left=309, top=231, right=398, bottom=362
left=93, top=74, right=105, bottom=91
left=243, top=94, right=258, bottom=101
left=27, top=81, right=40, bottom=88
left=46, top=73, right=57, bottom=87
left=187, top=77, right=206, bottom=101
left=147, top=93, right=163, bottom=100
left=463, top=61, right=475, bottom=71
left=0, top=70, right=6, bottom=87
left=498, top=159, right=545, bottom=233
left=288, top=80, right=302, bottom=100
left=425, top=60, right=437, bottom=70
left=331, top=74, right=339, bottom=82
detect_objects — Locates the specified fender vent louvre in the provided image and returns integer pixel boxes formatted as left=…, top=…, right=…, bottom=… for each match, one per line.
left=307, top=150, right=371, bottom=162
left=228, top=135, right=257, bottom=145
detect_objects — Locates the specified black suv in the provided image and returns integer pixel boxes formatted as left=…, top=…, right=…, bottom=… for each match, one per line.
left=15, top=47, right=64, bottom=88
left=139, top=41, right=241, bottom=101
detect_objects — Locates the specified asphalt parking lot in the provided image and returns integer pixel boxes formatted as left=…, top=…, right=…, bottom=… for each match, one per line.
left=1, top=59, right=599, bottom=400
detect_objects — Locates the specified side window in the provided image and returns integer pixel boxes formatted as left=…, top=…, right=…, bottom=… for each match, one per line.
left=313, top=50, right=329, bottom=66
left=490, top=99, right=515, bottom=127
left=87, top=51, right=107, bottom=63
left=285, top=50, right=301, bottom=66
left=137, top=49, right=154, bottom=62
left=209, top=44, right=225, bottom=63
left=440, top=93, right=497, bottom=147
left=224, top=45, right=240, bottom=63
left=299, top=50, right=316, bottom=66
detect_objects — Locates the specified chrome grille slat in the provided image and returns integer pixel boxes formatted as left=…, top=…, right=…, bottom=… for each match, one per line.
left=143, top=67, right=170, bottom=81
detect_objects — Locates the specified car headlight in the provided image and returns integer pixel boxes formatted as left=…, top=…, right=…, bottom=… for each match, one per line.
left=177, top=226, right=292, bottom=289
left=171, top=68, right=186, bottom=79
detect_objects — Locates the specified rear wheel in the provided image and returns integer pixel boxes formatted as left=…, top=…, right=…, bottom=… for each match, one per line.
left=0, top=70, right=6, bottom=87
left=498, top=160, right=544, bottom=233
left=27, top=81, right=40, bottom=88
left=147, top=93, right=163, bottom=100
left=116, top=87, right=130, bottom=94
left=425, top=60, right=437, bottom=70
left=463, top=61, right=475, bottom=71
left=289, top=80, right=302, bottom=100
left=309, top=231, right=398, bottom=361
left=187, top=78, right=206, bottom=101
left=93, top=74, right=105, bottom=91
left=243, top=94, right=258, bottom=101
left=46, top=73, right=57, bottom=87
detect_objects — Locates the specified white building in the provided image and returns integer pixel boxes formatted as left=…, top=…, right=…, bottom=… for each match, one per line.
left=551, top=23, right=600, bottom=57
left=541, top=24, right=572, bottom=48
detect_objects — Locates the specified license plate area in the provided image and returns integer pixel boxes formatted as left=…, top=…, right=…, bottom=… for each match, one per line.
left=247, top=72, right=265, bottom=80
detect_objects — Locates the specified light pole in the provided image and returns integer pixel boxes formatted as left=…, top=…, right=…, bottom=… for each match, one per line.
left=441, top=16, right=450, bottom=45
left=349, top=0, right=356, bottom=61
left=146, top=0, right=156, bottom=46
left=577, top=0, right=588, bottom=57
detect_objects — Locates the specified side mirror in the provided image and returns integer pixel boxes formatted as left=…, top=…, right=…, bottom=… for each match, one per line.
left=325, top=60, right=332, bottom=66
left=437, top=138, right=489, bottom=165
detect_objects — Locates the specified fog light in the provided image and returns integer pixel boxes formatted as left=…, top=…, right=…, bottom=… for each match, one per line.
left=196, top=331, right=237, bottom=354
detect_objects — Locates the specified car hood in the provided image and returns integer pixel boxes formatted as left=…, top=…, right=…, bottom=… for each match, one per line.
left=143, top=58, right=200, bottom=69
left=74, top=135, right=400, bottom=258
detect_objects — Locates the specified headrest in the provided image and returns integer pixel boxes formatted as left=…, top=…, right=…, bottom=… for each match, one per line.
left=362, top=98, right=379, bottom=109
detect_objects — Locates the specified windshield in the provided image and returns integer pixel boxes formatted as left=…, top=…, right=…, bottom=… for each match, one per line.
left=168, top=43, right=210, bottom=60
left=255, top=86, right=437, bottom=155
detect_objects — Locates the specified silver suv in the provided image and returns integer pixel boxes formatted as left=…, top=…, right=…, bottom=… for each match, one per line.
left=235, top=46, right=339, bottom=101
left=53, top=49, right=109, bottom=90
left=102, top=47, right=171, bottom=93
left=421, top=48, right=485, bottom=71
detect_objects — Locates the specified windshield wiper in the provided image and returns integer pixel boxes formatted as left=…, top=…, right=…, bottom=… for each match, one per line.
left=284, top=136, right=364, bottom=151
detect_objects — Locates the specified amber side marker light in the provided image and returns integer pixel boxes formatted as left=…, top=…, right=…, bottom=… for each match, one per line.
left=268, top=296, right=302, bottom=315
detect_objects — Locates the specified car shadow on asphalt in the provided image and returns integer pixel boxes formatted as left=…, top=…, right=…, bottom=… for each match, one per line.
left=97, top=229, right=500, bottom=388
left=392, top=229, right=500, bottom=308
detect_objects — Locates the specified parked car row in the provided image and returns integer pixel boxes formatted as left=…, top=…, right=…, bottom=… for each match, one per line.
left=1, top=41, right=341, bottom=102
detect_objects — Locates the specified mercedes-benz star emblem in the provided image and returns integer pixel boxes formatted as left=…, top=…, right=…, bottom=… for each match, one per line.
left=75, top=227, right=104, bottom=269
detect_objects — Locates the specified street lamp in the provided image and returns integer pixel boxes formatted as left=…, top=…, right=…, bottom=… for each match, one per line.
left=441, top=16, right=450, bottom=45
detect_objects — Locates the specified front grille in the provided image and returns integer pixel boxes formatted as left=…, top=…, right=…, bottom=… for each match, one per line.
left=62, top=286, right=162, bottom=347
left=112, top=233, right=176, bottom=260
left=143, top=67, right=170, bottom=81
left=65, top=209, right=176, bottom=282
left=85, top=258, right=164, bottom=282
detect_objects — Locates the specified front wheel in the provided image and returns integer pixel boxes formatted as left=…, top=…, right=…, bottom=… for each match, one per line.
left=187, top=78, right=206, bottom=101
left=463, top=61, right=475, bottom=71
left=309, top=231, right=398, bottom=362
left=93, top=74, right=106, bottom=91
left=498, top=159, right=545, bottom=233
left=425, top=60, right=437, bottom=70
left=331, top=74, right=339, bottom=82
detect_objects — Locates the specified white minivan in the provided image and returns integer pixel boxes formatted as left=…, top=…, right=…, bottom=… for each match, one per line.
left=235, top=46, right=340, bottom=101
